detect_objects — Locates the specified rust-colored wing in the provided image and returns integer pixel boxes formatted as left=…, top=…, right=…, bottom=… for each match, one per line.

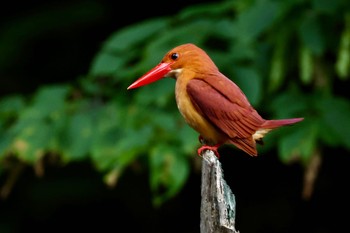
left=186, top=75, right=265, bottom=155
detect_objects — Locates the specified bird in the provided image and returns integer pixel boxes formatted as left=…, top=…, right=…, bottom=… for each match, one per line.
left=127, top=43, right=303, bottom=157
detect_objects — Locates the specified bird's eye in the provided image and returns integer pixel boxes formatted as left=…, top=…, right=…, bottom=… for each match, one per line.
left=170, top=53, right=179, bottom=60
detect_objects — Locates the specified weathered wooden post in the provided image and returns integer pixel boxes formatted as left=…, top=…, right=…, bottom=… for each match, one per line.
left=200, top=150, right=239, bottom=233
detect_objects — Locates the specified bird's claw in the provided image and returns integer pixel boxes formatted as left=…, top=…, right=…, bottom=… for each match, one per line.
left=197, top=145, right=220, bottom=158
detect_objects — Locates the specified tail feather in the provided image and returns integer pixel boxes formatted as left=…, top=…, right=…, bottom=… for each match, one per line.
left=252, top=117, right=304, bottom=144
left=229, top=138, right=258, bottom=156
left=261, top=117, right=304, bottom=129
left=229, top=118, right=303, bottom=157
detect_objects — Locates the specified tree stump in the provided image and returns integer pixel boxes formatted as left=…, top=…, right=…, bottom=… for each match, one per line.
left=200, top=150, right=239, bottom=233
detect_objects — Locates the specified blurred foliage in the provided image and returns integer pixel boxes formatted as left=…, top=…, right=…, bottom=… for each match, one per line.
left=1, top=0, right=350, bottom=206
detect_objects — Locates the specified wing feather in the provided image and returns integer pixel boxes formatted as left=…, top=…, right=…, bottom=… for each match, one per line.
left=186, top=77, right=264, bottom=140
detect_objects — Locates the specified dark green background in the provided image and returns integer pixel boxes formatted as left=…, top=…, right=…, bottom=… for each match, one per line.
left=1, top=0, right=350, bottom=232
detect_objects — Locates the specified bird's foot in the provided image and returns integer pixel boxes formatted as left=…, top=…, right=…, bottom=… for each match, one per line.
left=197, top=144, right=220, bottom=158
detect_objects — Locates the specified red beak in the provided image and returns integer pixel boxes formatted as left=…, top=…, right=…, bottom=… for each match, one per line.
left=127, top=62, right=173, bottom=90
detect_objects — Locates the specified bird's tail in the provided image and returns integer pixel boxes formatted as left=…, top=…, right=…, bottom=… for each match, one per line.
left=229, top=118, right=303, bottom=157
left=261, top=117, right=304, bottom=129
left=253, top=117, right=304, bottom=143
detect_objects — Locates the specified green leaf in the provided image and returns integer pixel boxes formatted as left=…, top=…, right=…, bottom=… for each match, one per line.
left=269, top=90, right=309, bottom=119
left=317, top=96, right=350, bottom=149
left=177, top=125, right=198, bottom=155
left=149, top=110, right=178, bottom=132
left=89, top=18, right=170, bottom=80
left=233, top=67, right=262, bottom=105
left=318, top=117, right=342, bottom=147
left=91, top=125, right=153, bottom=172
left=12, top=120, right=54, bottom=163
left=134, top=78, right=175, bottom=108
left=335, top=13, right=350, bottom=79
left=235, top=0, right=279, bottom=42
left=298, top=13, right=325, bottom=55
left=114, top=126, right=153, bottom=165
left=89, top=53, right=126, bottom=77
left=0, top=131, right=14, bottom=159
left=143, top=19, right=222, bottom=56
left=0, top=95, right=25, bottom=117
left=102, top=18, right=169, bottom=52
left=31, top=85, right=70, bottom=119
left=312, top=0, right=341, bottom=14
left=89, top=102, right=126, bottom=171
left=62, top=112, right=94, bottom=161
left=269, top=32, right=288, bottom=91
left=299, top=46, right=314, bottom=84
left=278, top=119, right=317, bottom=163
left=149, top=144, right=190, bottom=206
left=91, top=127, right=123, bottom=171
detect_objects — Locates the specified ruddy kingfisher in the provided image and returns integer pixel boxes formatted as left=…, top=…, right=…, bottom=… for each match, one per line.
left=128, top=43, right=303, bottom=157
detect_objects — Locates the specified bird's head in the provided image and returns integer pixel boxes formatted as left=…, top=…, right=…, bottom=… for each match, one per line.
left=127, top=43, right=218, bottom=90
